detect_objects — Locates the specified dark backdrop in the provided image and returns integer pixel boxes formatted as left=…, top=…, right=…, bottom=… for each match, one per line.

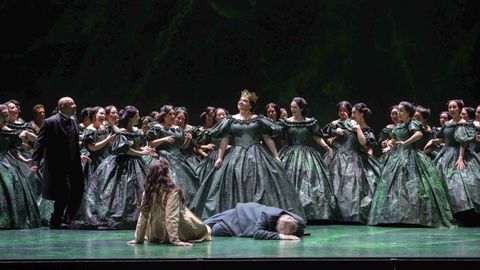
left=1, top=0, right=479, bottom=133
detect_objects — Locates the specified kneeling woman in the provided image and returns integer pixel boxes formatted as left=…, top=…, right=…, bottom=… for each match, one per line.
left=128, top=159, right=211, bottom=246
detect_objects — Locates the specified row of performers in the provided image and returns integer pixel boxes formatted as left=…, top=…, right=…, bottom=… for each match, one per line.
left=1, top=94, right=480, bottom=230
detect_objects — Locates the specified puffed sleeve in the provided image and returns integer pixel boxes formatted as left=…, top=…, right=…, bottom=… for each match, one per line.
left=408, top=119, right=424, bottom=132
left=363, top=127, right=377, bottom=147
left=209, top=116, right=233, bottom=139
left=165, top=191, right=182, bottom=244
left=322, top=120, right=340, bottom=137
left=310, top=119, right=323, bottom=137
left=111, top=132, right=133, bottom=154
left=9, top=130, right=24, bottom=152
left=258, top=115, right=282, bottom=137
left=145, top=125, right=163, bottom=142
left=378, top=127, right=393, bottom=144
left=454, top=122, right=476, bottom=143
left=82, top=129, right=96, bottom=146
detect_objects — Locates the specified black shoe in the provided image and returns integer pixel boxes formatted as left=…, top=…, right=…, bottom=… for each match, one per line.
left=49, top=223, right=70, bottom=230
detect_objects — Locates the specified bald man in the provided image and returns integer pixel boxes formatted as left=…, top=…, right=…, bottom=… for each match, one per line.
left=31, top=97, right=88, bottom=229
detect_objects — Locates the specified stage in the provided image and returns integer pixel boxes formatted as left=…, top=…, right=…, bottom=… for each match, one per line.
left=1, top=225, right=479, bottom=269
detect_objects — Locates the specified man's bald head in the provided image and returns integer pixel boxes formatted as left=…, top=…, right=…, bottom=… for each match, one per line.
left=58, top=97, right=73, bottom=107
left=57, top=97, right=76, bottom=117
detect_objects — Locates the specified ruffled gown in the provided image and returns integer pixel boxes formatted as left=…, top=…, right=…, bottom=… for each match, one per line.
left=80, top=129, right=149, bottom=229
left=145, top=125, right=199, bottom=203
left=377, top=125, right=394, bottom=164
left=327, top=119, right=381, bottom=224
left=6, top=122, right=50, bottom=225
left=180, top=125, right=203, bottom=169
left=278, top=118, right=338, bottom=221
left=434, top=122, right=480, bottom=220
left=368, top=120, right=455, bottom=227
left=0, top=129, right=41, bottom=229
left=189, top=115, right=305, bottom=220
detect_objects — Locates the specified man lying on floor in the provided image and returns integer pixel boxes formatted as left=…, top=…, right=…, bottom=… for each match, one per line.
left=204, top=202, right=307, bottom=240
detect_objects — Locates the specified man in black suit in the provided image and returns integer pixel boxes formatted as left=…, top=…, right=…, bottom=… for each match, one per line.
left=31, top=97, right=88, bottom=229
left=203, top=202, right=306, bottom=240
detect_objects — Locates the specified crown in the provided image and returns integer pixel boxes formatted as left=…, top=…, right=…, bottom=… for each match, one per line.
left=241, top=89, right=259, bottom=103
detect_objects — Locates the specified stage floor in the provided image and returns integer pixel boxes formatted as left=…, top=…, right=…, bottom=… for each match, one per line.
left=1, top=224, right=479, bottom=260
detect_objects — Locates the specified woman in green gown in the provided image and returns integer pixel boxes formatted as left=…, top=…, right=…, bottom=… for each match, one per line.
left=369, top=101, right=455, bottom=227
left=426, top=100, right=480, bottom=226
left=378, top=105, right=400, bottom=164
left=278, top=97, right=337, bottom=222
left=145, top=105, right=199, bottom=203
left=0, top=104, right=41, bottom=229
left=81, top=106, right=157, bottom=229
left=327, top=103, right=380, bottom=224
left=189, top=90, right=305, bottom=220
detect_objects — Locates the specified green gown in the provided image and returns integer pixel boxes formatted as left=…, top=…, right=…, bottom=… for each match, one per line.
left=0, top=129, right=41, bottom=229
left=327, top=119, right=380, bottom=224
left=145, top=124, right=199, bottom=203
left=278, top=118, right=338, bottom=221
left=189, top=115, right=305, bottom=220
left=81, top=129, right=149, bottom=229
left=368, top=120, right=455, bottom=227
left=434, top=122, right=480, bottom=216
left=377, top=125, right=394, bottom=164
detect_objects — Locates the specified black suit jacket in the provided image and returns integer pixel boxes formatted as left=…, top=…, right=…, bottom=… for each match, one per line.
left=32, top=113, right=84, bottom=200
left=204, top=202, right=306, bottom=240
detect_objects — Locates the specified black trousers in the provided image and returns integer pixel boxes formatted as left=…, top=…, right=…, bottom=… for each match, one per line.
left=50, top=175, right=83, bottom=225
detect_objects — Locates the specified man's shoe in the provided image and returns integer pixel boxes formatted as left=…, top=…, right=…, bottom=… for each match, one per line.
left=49, top=223, right=70, bottom=229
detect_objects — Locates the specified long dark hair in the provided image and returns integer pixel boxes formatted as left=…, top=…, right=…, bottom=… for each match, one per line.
left=140, top=159, right=185, bottom=214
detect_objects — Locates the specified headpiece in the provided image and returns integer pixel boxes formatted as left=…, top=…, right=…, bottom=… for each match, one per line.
left=241, top=89, right=259, bottom=103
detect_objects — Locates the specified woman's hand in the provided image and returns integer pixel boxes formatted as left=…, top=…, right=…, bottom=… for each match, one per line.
left=173, top=241, right=193, bottom=247
left=161, top=135, right=175, bottom=144
left=215, top=158, right=222, bottom=168
left=455, top=158, right=465, bottom=170
left=127, top=240, right=143, bottom=245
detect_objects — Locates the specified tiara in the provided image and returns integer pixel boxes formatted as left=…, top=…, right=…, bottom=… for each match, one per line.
left=241, top=89, right=259, bottom=103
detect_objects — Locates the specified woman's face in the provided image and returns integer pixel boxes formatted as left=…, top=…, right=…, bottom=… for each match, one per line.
left=390, top=108, right=399, bottom=123
left=290, top=101, right=301, bottom=117
left=460, top=108, right=470, bottom=121
left=266, top=106, right=277, bottom=121
left=398, top=105, right=410, bottom=122
left=164, top=109, right=176, bottom=125
left=448, top=101, right=461, bottom=118
left=205, top=111, right=214, bottom=124
left=175, top=112, right=186, bottom=128
left=6, top=102, right=18, bottom=121
left=131, top=112, right=140, bottom=126
left=95, top=108, right=106, bottom=124
left=414, top=111, right=425, bottom=124
left=439, top=113, right=449, bottom=126
left=237, top=97, right=252, bottom=112
left=351, top=107, right=363, bottom=121
left=215, top=109, right=227, bottom=122
left=107, top=108, right=119, bottom=124
left=338, top=106, right=349, bottom=121
left=142, top=117, right=150, bottom=130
